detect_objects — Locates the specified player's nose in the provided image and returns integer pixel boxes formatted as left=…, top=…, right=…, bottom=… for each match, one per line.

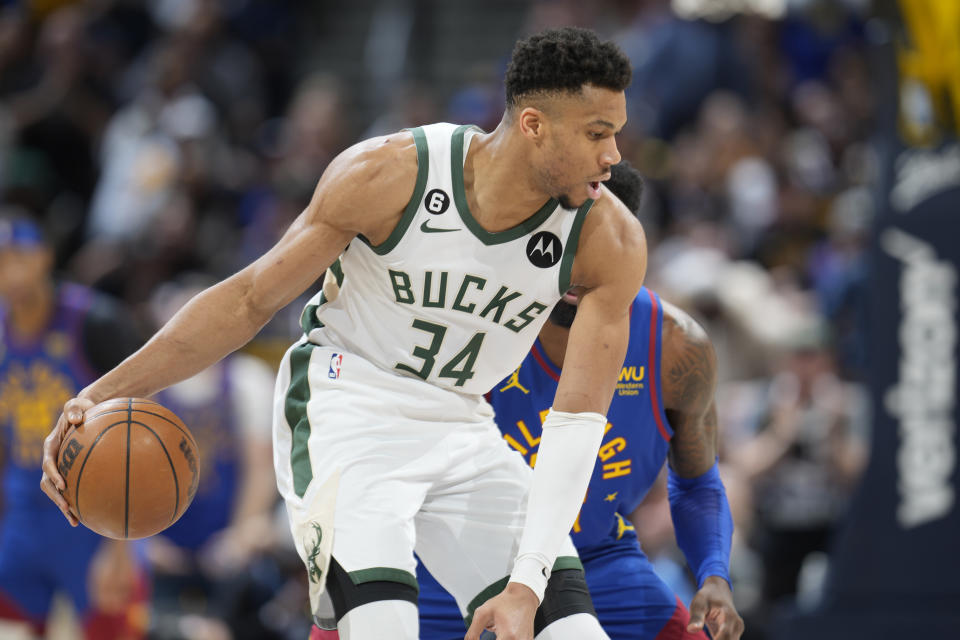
left=600, top=138, right=621, bottom=167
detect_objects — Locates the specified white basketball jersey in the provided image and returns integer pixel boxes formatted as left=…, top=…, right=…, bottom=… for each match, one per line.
left=301, top=123, right=594, bottom=395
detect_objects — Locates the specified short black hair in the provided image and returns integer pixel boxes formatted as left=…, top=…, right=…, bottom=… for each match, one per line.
left=606, top=160, right=644, bottom=218
left=505, top=27, right=632, bottom=108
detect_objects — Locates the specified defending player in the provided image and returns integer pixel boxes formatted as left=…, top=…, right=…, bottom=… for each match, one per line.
left=0, top=215, right=148, bottom=639
left=42, top=28, right=643, bottom=640
left=416, top=163, right=744, bottom=640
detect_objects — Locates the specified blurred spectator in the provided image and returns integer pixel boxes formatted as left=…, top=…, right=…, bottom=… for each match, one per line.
left=0, top=212, right=147, bottom=639
left=145, top=277, right=281, bottom=640
left=720, top=319, right=869, bottom=632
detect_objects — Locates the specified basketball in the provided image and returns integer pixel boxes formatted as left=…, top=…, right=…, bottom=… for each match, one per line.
left=57, top=398, right=200, bottom=540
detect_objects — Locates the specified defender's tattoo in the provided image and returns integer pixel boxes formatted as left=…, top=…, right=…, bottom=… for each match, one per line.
left=661, top=302, right=719, bottom=477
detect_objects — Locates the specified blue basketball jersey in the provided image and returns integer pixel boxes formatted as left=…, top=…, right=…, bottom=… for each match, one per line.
left=155, top=360, right=240, bottom=551
left=417, top=289, right=700, bottom=640
left=0, top=284, right=115, bottom=622
left=0, top=284, right=99, bottom=511
left=491, top=287, right=672, bottom=551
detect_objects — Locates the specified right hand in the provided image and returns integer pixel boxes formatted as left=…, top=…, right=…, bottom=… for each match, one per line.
left=464, top=582, right=538, bottom=640
left=40, top=396, right=95, bottom=526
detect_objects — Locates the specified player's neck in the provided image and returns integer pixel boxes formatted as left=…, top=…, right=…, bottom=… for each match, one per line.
left=9, top=282, right=54, bottom=339
left=465, top=121, right=554, bottom=231
left=538, top=321, right=570, bottom=369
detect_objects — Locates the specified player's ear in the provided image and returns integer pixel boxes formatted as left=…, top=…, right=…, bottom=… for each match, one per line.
left=518, top=106, right=547, bottom=142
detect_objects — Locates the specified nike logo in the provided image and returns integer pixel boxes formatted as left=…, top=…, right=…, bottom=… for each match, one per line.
left=420, top=221, right=459, bottom=233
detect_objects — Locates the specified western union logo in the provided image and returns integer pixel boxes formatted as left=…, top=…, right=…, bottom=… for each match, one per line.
left=617, top=365, right=645, bottom=396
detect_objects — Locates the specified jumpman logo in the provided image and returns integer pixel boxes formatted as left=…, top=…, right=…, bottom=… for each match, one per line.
left=499, top=365, right=530, bottom=394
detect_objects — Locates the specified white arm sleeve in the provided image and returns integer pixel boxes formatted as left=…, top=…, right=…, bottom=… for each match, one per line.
left=509, top=409, right=606, bottom=602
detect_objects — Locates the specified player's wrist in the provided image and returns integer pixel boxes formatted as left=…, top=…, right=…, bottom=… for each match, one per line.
left=702, top=573, right=733, bottom=591
left=509, top=554, right=550, bottom=603
left=504, top=581, right=540, bottom=607
left=77, top=386, right=106, bottom=406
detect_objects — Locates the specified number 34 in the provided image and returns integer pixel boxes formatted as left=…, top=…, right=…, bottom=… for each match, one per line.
left=395, top=319, right=485, bottom=387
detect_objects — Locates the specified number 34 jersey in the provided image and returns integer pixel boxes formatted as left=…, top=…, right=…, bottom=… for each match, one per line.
left=301, top=122, right=594, bottom=396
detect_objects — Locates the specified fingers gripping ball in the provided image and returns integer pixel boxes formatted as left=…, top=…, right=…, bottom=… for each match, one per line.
left=57, top=398, right=200, bottom=539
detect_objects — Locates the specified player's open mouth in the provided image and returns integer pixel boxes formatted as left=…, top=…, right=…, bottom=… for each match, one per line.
left=588, top=181, right=601, bottom=198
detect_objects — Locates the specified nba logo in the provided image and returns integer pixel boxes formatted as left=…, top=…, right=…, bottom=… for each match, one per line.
left=328, top=353, right=343, bottom=380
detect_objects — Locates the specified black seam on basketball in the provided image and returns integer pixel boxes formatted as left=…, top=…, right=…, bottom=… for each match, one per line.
left=83, top=407, right=196, bottom=447
left=130, top=420, right=180, bottom=524
left=91, top=399, right=160, bottom=406
left=125, top=399, right=132, bottom=538
left=73, top=420, right=128, bottom=525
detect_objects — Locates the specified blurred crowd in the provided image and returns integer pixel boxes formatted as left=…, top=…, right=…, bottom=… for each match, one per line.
left=0, top=0, right=878, bottom=638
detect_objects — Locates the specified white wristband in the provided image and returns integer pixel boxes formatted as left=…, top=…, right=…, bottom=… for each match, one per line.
left=509, top=409, right=606, bottom=604
left=509, top=554, right=551, bottom=603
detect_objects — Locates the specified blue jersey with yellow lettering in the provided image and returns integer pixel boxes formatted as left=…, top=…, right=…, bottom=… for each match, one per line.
left=417, top=289, right=708, bottom=640
left=0, top=284, right=99, bottom=510
left=493, top=287, right=672, bottom=551
left=0, top=285, right=110, bottom=623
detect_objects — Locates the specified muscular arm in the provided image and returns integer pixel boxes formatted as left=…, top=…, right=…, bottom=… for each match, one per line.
left=661, top=303, right=743, bottom=638
left=662, top=301, right=719, bottom=478
left=555, top=193, right=647, bottom=413
left=78, top=133, right=418, bottom=404
left=42, top=132, right=419, bottom=517
left=510, top=191, right=647, bottom=599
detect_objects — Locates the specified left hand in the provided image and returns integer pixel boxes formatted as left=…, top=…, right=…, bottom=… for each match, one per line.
left=464, top=582, right=538, bottom=640
left=687, top=576, right=744, bottom=640
left=88, top=540, right=139, bottom=614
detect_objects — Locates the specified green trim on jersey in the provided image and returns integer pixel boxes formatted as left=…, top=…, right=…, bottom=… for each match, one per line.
left=451, top=125, right=559, bottom=245
left=463, top=555, right=586, bottom=627
left=299, top=302, right=323, bottom=334
left=558, top=199, right=594, bottom=295
left=299, top=257, right=345, bottom=334
left=284, top=342, right=315, bottom=498
left=329, top=257, right=345, bottom=286
left=358, top=127, right=430, bottom=255
left=348, top=567, right=419, bottom=592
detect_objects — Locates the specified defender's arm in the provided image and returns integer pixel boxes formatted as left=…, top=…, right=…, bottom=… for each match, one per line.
left=661, top=303, right=743, bottom=640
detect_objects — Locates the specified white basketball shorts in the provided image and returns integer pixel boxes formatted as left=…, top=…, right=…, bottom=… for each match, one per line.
left=272, top=339, right=580, bottom=617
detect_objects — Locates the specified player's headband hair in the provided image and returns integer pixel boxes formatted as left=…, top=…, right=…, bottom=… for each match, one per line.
left=0, top=218, right=45, bottom=249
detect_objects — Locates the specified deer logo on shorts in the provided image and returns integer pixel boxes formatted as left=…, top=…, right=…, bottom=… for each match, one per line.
left=305, top=522, right=324, bottom=584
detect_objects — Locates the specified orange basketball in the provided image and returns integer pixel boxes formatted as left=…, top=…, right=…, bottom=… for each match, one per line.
left=57, top=397, right=200, bottom=539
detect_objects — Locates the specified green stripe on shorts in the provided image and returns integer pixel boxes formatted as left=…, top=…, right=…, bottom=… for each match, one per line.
left=465, top=576, right=509, bottom=627
left=464, top=555, right=584, bottom=627
left=285, top=342, right=315, bottom=497
left=349, top=567, right=419, bottom=593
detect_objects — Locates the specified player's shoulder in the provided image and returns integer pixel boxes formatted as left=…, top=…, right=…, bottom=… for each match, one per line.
left=582, top=189, right=646, bottom=256
left=310, top=129, right=421, bottom=233
left=334, top=129, right=419, bottom=186
left=572, top=191, right=646, bottom=291
left=659, top=297, right=716, bottom=378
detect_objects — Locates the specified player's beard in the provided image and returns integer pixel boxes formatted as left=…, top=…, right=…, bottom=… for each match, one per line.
left=549, top=300, right=577, bottom=328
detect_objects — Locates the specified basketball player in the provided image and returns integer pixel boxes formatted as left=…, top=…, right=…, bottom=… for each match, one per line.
left=42, top=28, right=643, bottom=640
left=416, top=163, right=744, bottom=640
left=0, top=215, right=148, bottom=639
